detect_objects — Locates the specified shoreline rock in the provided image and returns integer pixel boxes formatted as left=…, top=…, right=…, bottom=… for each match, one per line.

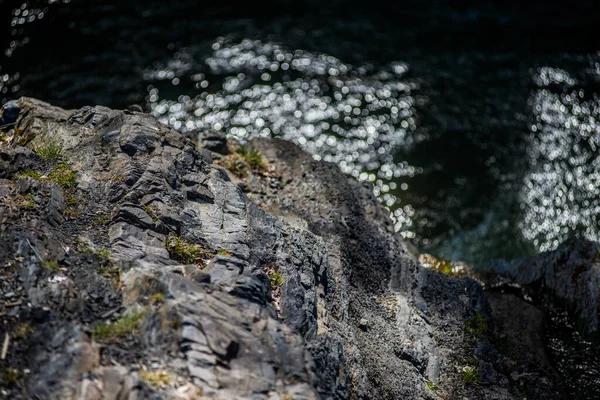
left=0, top=98, right=597, bottom=399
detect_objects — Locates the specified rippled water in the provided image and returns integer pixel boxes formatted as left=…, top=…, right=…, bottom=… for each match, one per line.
left=523, top=67, right=600, bottom=252
left=1, top=0, right=599, bottom=267
left=145, top=39, right=421, bottom=238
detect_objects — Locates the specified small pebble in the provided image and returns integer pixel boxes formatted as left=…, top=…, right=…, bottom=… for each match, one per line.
left=359, top=318, right=369, bottom=330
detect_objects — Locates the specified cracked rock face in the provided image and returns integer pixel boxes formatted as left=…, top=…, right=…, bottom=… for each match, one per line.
left=0, top=98, right=596, bottom=399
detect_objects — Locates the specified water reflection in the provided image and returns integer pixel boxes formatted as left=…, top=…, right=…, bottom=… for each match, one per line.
left=146, top=39, right=423, bottom=238
left=0, top=1, right=58, bottom=99
left=2, top=0, right=599, bottom=268
left=145, top=40, right=600, bottom=257
left=521, top=64, right=600, bottom=251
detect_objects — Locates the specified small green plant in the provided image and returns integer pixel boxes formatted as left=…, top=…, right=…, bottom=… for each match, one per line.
left=47, top=161, right=78, bottom=187
left=460, top=365, right=479, bottom=384
left=216, top=155, right=246, bottom=177
left=64, top=208, right=80, bottom=219
left=215, top=147, right=266, bottom=177
left=151, top=292, right=165, bottom=305
left=170, top=318, right=181, bottom=330
left=143, top=205, right=159, bottom=222
left=217, top=248, right=232, bottom=257
left=98, top=249, right=111, bottom=258
left=165, top=234, right=215, bottom=265
left=426, top=381, right=438, bottom=390
left=1, top=368, right=24, bottom=385
left=93, top=213, right=111, bottom=226
left=238, top=147, right=265, bottom=170
left=16, top=162, right=78, bottom=188
left=139, top=369, right=172, bottom=388
left=418, top=253, right=465, bottom=277
left=41, top=259, right=60, bottom=272
left=269, top=269, right=284, bottom=288
left=82, top=248, right=111, bottom=258
left=97, top=265, right=122, bottom=288
left=33, top=142, right=63, bottom=159
left=13, top=322, right=35, bottom=339
left=465, top=311, right=488, bottom=337
left=93, top=310, right=145, bottom=342
left=17, top=170, right=43, bottom=180
left=18, top=193, right=36, bottom=209
left=64, top=192, right=78, bottom=207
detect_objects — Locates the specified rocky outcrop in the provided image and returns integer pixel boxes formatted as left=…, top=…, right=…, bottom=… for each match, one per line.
left=485, top=238, right=600, bottom=335
left=0, top=98, right=598, bottom=399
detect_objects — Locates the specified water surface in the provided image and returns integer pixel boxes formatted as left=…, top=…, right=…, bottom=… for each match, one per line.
left=1, top=0, right=599, bottom=267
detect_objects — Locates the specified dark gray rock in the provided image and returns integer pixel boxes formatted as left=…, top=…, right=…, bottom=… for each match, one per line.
left=0, top=97, right=592, bottom=400
left=195, top=130, right=229, bottom=154
left=486, top=238, right=600, bottom=335
left=486, top=292, right=552, bottom=371
left=0, top=100, right=21, bottom=126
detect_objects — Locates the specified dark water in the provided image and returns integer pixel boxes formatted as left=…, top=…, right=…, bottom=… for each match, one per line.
left=1, top=0, right=599, bottom=268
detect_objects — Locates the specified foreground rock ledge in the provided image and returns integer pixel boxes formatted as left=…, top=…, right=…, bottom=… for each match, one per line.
left=0, top=98, right=598, bottom=399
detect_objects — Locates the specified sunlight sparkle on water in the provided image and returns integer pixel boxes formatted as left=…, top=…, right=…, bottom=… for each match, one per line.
left=521, top=67, right=600, bottom=251
left=147, top=39, right=423, bottom=238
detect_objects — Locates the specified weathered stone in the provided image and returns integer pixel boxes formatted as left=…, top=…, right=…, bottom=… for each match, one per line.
left=195, top=130, right=229, bottom=154
left=486, top=292, right=553, bottom=371
left=0, top=98, right=594, bottom=400
left=0, top=100, right=21, bottom=126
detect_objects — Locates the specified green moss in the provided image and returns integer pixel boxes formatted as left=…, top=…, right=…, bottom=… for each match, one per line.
left=238, top=147, right=265, bottom=170
left=97, top=265, right=122, bottom=288
left=18, top=193, right=36, bottom=209
left=426, top=381, right=438, bottom=390
left=1, top=368, right=24, bottom=385
left=18, top=170, right=43, bottom=180
left=98, top=249, right=111, bottom=258
left=151, top=292, right=165, bottom=305
left=170, top=318, right=181, bottom=330
left=217, top=248, right=232, bottom=257
left=143, top=205, right=159, bottom=222
left=64, top=209, right=80, bottom=219
left=419, top=253, right=465, bottom=277
left=216, top=155, right=247, bottom=177
left=41, top=259, right=60, bottom=272
left=93, top=310, right=145, bottom=342
left=269, top=269, right=284, bottom=288
left=82, top=248, right=111, bottom=258
left=47, top=161, right=78, bottom=187
left=64, top=192, right=78, bottom=207
left=33, top=142, right=63, bottom=159
left=16, top=162, right=78, bottom=188
left=165, top=234, right=215, bottom=265
left=139, top=370, right=172, bottom=388
left=460, top=365, right=479, bottom=385
left=215, top=147, right=266, bottom=177
left=13, top=322, right=34, bottom=339
left=93, top=213, right=111, bottom=226
left=466, top=311, right=489, bottom=337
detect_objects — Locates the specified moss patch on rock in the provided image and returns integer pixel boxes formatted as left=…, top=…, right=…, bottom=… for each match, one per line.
left=165, top=234, right=216, bottom=265
left=93, top=310, right=146, bottom=342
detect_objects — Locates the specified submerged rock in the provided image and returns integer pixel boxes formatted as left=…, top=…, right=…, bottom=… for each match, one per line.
left=0, top=98, right=596, bottom=399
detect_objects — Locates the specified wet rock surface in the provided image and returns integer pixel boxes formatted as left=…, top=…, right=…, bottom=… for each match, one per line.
left=0, top=98, right=597, bottom=399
